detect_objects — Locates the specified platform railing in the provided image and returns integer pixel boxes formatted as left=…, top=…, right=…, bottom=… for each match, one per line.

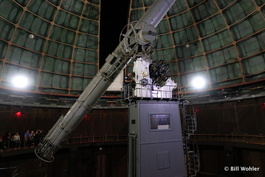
left=67, top=134, right=128, bottom=144
left=123, top=82, right=178, bottom=99
left=0, top=134, right=128, bottom=152
left=192, top=133, right=265, bottom=145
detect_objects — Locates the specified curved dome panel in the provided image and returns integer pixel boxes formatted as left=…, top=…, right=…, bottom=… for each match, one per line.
left=0, top=0, right=100, bottom=96
left=129, top=0, right=265, bottom=93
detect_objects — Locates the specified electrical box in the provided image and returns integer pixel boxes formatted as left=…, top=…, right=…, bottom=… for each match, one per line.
left=128, top=100, right=186, bottom=177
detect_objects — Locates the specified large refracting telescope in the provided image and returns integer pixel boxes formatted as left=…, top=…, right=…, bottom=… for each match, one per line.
left=35, top=0, right=176, bottom=162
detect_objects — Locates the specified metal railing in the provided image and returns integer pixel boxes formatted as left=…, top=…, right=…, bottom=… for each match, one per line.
left=67, top=134, right=128, bottom=144
left=0, top=134, right=128, bottom=153
left=192, top=134, right=265, bottom=145
left=123, top=82, right=178, bottom=99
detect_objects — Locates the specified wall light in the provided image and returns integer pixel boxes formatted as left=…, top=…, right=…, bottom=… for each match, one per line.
left=11, top=75, right=29, bottom=89
left=191, top=76, right=207, bottom=89
left=15, top=111, right=22, bottom=117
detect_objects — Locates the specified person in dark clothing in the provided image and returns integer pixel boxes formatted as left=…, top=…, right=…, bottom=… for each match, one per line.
left=34, top=129, right=43, bottom=145
left=5, top=132, right=12, bottom=149
left=24, top=130, right=31, bottom=147
left=124, top=73, right=135, bottom=98
left=0, top=135, right=4, bottom=151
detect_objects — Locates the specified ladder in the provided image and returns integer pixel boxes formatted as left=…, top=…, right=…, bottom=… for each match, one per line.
left=181, top=100, right=200, bottom=177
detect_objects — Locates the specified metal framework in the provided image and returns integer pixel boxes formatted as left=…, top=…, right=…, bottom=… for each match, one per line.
left=0, top=0, right=100, bottom=96
left=128, top=0, right=265, bottom=94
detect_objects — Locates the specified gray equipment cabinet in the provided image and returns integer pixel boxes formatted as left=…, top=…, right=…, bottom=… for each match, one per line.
left=128, top=100, right=187, bottom=177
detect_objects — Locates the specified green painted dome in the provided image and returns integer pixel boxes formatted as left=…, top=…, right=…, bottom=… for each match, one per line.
left=0, top=0, right=100, bottom=96
left=0, top=0, right=264, bottom=97
left=128, top=0, right=265, bottom=94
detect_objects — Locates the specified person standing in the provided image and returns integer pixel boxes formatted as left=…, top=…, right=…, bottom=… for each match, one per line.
left=24, top=130, right=30, bottom=148
left=0, top=135, right=4, bottom=151
left=124, top=73, right=134, bottom=98
left=13, top=132, right=21, bottom=148
left=34, top=129, right=42, bottom=145
left=6, top=132, right=12, bottom=149
left=29, top=131, right=35, bottom=147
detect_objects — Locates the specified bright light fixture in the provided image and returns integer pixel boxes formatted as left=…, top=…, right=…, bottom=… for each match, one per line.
left=12, top=75, right=29, bottom=89
left=191, top=76, right=207, bottom=89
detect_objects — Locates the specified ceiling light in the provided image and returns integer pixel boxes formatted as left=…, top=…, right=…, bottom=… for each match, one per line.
left=12, top=75, right=29, bottom=89
left=191, top=76, right=207, bottom=89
